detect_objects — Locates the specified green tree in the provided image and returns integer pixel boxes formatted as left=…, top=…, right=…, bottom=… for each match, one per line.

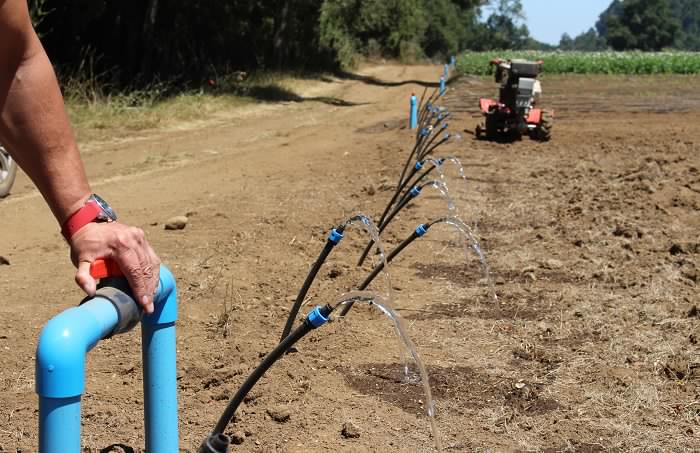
left=482, top=0, right=531, bottom=49
left=421, top=0, right=484, bottom=57
left=670, top=0, right=700, bottom=50
left=559, top=28, right=606, bottom=51
left=602, top=0, right=680, bottom=50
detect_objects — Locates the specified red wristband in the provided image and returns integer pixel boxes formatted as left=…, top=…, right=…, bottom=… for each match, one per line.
left=61, top=200, right=101, bottom=240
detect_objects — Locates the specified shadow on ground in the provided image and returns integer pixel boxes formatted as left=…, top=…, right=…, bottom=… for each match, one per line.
left=332, top=70, right=461, bottom=89
left=242, top=84, right=368, bottom=107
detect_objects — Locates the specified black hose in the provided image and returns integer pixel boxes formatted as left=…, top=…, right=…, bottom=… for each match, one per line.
left=414, top=86, right=428, bottom=140
left=357, top=161, right=442, bottom=267
left=279, top=227, right=344, bottom=342
left=416, top=121, right=448, bottom=159
left=418, top=135, right=450, bottom=161
left=340, top=223, right=431, bottom=317
left=211, top=305, right=331, bottom=436
left=418, top=88, right=439, bottom=127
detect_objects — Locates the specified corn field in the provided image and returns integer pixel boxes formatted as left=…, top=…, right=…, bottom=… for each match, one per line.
left=457, top=51, right=700, bottom=75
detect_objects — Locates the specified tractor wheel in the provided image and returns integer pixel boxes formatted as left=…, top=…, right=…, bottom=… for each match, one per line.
left=0, top=145, right=17, bottom=198
left=485, top=115, right=498, bottom=139
left=534, top=112, right=552, bottom=142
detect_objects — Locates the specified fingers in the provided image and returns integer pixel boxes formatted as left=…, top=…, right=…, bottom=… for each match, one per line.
left=114, top=227, right=157, bottom=315
left=75, top=260, right=97, bottom=296
left=70, top=222, right=160, bottom=315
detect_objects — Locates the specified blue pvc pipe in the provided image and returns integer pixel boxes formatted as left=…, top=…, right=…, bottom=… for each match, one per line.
left=450, top=55, right=456, bottom=67
left=439, top=76, right=446, bottom=97
left=409, top=94, right=418, bottom=129
left=444, top=63, right=449, bottom=78
left=36, top=297, right=120, bottom=453
left=36, top=264, right=178, bottom=453
left=39, top=396, right=81, bottom=452
left=142, top=265, right=179, bottom=453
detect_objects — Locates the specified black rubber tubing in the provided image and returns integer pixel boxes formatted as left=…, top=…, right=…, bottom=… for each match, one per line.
left=339, top=225, right=428, bottom=317
left=377, top=112, right=447, bottom=233
left=279, top=226, right=344, bottom=341
left=356, top=163, right=440, bottom=267
left=211, top=309, right=327, bottom=436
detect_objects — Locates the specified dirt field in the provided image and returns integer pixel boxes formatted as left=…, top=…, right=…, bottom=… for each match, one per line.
left=0, top=65, right=698, bottom=452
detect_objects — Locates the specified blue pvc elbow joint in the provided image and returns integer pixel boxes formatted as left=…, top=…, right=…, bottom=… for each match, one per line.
left=415, top=224, right=429, bottom=237
left=410, top=186, right=422, bottom=197
left=307, top=306, right=330, bottom=329
left=328, top=228, right=344, bottom=245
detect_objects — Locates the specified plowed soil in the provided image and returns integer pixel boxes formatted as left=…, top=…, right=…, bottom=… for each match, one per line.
left=0, top=65, right=698, bottom=452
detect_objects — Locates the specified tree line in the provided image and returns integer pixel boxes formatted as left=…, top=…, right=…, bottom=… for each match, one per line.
left=30, top=0, right=697, bottom=88
left=30, top=0, right=543, bottom=87
left=560, top=0, right=700, bottom=51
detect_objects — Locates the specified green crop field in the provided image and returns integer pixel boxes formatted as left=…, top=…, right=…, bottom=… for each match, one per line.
left=456, top=51, right=700, bottom=75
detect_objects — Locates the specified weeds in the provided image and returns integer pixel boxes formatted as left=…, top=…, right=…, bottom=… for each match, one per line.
left=60, top=68, right=327, bottom=143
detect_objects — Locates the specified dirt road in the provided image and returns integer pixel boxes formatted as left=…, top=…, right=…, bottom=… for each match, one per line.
left=1, top=65, right=698, bottom=452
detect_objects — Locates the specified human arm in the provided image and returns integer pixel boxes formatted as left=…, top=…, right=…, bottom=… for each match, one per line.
left=0, top=0, right=159, bottom=313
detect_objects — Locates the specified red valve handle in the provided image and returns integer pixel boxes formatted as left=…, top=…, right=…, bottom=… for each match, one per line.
left=90, top=258, right=123, bottom=279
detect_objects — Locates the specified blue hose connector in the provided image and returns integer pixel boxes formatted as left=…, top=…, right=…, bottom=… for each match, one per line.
left=328, top=228, right=344, bottom=244
left=415, top=161, right=424, bottom=171
left=420, top=127, right=429, bottom=137
left=410, top=186, right=422, bottom=197
left=416, top=224, right=429, bottom=237
left=307, top=306, right=330, bottom=328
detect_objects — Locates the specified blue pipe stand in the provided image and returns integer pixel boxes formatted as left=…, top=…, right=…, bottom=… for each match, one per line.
left=142, top=265, right=179, bottom=453
left=409, top=94, right=418, bottom=129
left=36, top=264, right=178, bottom=453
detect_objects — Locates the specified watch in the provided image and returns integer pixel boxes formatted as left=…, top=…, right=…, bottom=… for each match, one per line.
left=61, top=194, right=118, bottom=240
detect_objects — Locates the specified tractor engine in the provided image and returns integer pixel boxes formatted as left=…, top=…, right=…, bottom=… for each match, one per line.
left=497, top=59, right=540, bottom=131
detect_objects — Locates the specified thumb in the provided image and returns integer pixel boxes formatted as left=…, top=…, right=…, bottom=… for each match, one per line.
left=75, top=260, right=97, bottom=296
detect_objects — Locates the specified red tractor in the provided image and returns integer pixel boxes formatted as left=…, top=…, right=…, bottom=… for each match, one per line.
left=475, top=58, right=552, bottom=141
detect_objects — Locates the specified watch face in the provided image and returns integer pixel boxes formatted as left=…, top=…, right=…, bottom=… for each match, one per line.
left=90, top=194, right=118, bottom=221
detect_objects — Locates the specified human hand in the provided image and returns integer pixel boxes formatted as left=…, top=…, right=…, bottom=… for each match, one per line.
left=69, top=222, right=161, bottom=314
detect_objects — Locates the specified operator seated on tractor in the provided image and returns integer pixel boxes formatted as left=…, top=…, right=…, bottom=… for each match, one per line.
left=476, top=58, right=552, bottom=141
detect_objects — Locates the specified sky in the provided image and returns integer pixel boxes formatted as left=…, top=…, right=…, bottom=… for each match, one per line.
left=520, top=0, right=612, bottom=45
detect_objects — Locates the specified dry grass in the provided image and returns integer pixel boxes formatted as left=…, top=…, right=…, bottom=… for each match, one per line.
left=63, top=71, right=330, bottom=143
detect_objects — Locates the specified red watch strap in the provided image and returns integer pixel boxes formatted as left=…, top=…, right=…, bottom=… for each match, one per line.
left=61, top=200, right=101, bottom=240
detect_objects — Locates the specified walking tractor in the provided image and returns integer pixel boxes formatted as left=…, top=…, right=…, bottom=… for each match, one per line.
left=475, top=58, right=553, bottom=141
